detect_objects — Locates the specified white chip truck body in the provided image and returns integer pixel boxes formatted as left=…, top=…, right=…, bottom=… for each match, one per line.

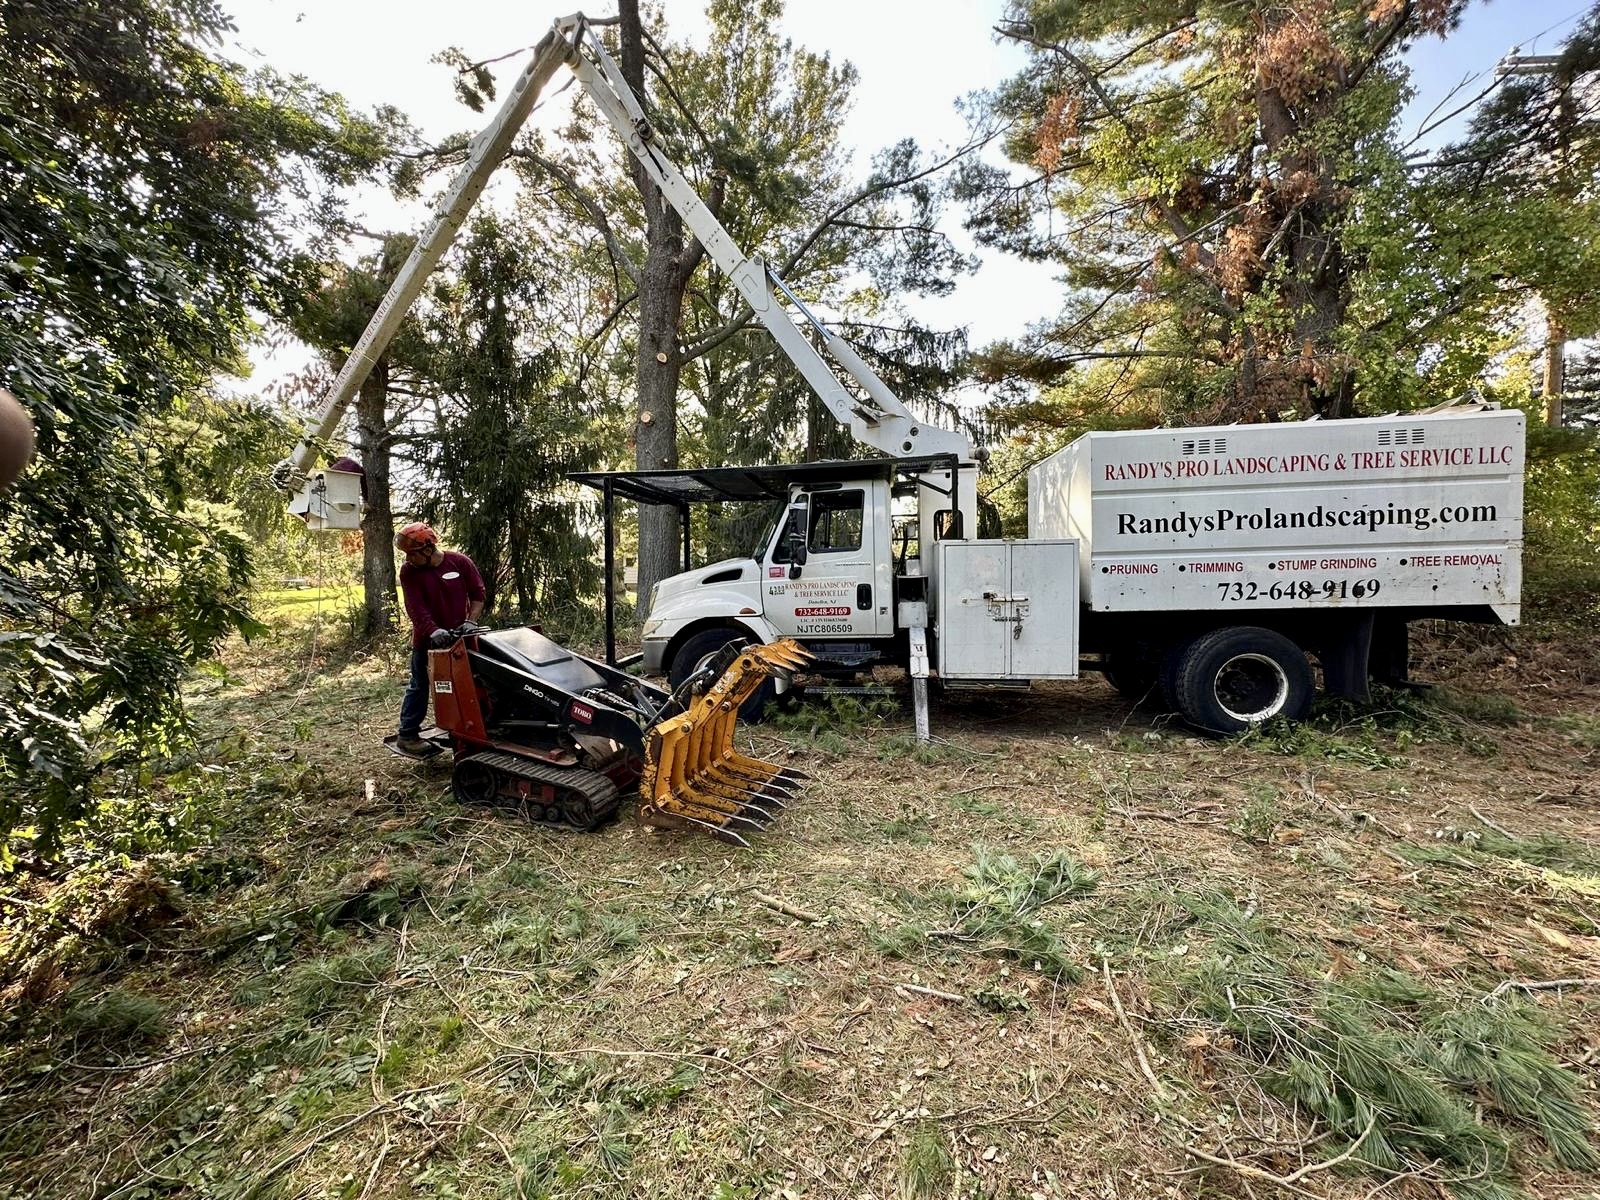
left=1028, top=407, right=1522, bottom=623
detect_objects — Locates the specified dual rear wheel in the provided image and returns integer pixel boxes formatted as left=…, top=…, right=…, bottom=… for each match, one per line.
left=1106, top=626, right=1314, bottom=734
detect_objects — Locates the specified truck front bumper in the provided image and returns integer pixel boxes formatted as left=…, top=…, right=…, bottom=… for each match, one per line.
left=641, top=637, right=669, bottom=676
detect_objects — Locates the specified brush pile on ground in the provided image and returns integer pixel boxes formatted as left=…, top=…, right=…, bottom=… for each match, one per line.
left=0, top=606, right=1597, bottom=1199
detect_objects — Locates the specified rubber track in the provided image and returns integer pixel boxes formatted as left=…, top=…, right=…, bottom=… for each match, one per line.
left=454, top=751, right=622, bottom=832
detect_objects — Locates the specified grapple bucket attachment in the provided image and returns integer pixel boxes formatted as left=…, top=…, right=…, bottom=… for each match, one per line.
left=639, top=639, right=813, bottom=845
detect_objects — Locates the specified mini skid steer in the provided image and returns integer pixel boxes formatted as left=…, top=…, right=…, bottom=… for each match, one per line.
left=411, top=625, right=811, bottom=845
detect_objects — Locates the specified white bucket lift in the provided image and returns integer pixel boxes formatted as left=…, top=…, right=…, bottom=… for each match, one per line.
left=288, top=468, right=364, bottom=531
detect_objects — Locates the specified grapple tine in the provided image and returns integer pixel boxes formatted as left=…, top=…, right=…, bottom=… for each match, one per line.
left=637, top=637, right=813, bottom=847
left=756, top=644, right=812, bottom=671
left=707, top=766, right=796, bottom=800
left=676, top=814, right=752, bottom=848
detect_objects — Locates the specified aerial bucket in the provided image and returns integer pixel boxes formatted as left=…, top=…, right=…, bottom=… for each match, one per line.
left=289, top=468, right=365, bottom=531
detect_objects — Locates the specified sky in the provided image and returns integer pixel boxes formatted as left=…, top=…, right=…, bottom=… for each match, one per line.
left=223, top=0, right=1594, bottom=382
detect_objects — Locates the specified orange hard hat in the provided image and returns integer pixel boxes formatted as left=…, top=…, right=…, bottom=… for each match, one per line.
left=395, top=522, right=438, bottom=553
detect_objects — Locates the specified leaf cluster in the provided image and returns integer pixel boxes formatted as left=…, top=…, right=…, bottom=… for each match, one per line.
left=0, top=0, right=397, bottom=851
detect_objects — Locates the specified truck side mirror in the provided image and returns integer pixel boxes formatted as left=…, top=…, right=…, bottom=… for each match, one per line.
left=784, top=504, right=808, bottom=578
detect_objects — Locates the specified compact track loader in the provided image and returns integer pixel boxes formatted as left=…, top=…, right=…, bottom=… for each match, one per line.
left=413, top=625, right=810, bottom=846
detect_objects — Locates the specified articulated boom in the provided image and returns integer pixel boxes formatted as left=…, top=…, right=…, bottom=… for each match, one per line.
left=280, top=11, right=972, bottom=494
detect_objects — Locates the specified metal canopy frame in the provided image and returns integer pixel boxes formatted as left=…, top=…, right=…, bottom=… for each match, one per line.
left=570, top=455, right=959, bottom=665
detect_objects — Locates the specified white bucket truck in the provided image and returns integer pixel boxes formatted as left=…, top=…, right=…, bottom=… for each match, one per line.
left=642, top=405, right=1524, bottom=733
left=259, top=13, right=1525, bottom=735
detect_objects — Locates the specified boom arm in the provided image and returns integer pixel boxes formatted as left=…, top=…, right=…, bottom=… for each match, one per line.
left=280, top=12, right=973, bottom=486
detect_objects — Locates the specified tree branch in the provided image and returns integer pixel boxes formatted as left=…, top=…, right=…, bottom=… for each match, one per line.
left=1345, top=2, right=1414, bottom=90
left=996, top=23, right=1214, bottom=267
left=681, top=132, right=995, bottom=363
left=996, top=20, right=1239, bottom=319
left=677, top=172, right=724, bottom=292
left=507, top=149, right=642, bottom=289
left=780, top=131, right=993, bottom=278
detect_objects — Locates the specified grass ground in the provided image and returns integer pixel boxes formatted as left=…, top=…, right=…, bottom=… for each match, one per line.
left=1, top=606, right=1597, bottom=1200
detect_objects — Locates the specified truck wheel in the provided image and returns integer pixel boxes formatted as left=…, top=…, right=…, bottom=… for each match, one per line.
left=1158, top=643, right=1187, bottom=712
left=669, top=628, right=777, bottom=723
left=1102, top=650, right=1163, bottom=708
left=1172, top=627, right=1314, bottom=734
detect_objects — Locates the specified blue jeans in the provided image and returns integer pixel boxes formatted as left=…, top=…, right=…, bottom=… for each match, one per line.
left=399, top=647, right=430, bottom=737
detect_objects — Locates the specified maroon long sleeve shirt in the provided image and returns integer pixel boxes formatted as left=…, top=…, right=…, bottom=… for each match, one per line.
left=400, top=550, right=485, bottom=648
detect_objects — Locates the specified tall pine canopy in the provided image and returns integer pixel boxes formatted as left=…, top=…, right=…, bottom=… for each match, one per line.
left=964, top=0, right=1470, bottom=432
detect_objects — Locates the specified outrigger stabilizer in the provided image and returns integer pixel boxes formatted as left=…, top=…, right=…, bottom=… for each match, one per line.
left=417, top=624, right=812, bottom=847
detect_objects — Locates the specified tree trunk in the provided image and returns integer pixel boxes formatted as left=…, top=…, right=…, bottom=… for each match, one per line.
left=1256, top=79, right=1351, bottom=419
left=355, top=357, right=396, bottom=636
left=1544, top=311, right=1567, bottom=426
left=508, top=510, right=532, bottom=614
left=635, top=254, right=684, bottom=614
left=620, top=0, right=702, bottom=616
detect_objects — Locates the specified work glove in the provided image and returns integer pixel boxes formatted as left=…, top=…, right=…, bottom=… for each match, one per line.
left=429, top=628, right=454, bottom=649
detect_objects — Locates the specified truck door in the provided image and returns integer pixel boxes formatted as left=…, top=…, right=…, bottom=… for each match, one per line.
left=763, top=483, right=889, bottom=639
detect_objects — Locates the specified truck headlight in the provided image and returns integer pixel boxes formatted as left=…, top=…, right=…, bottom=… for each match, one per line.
left=642, top=619, right=663, bottom=637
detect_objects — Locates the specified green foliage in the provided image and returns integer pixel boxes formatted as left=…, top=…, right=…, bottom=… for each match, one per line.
left=967, top=0, right=1472, bottom=428
left=288, top=945, right=395, bottom=1015
left=416, top=215, right=601, bottom=620
left=1400, top=823, right=1598, bottom=874
left=0, top=0, right=394, bottom=851
left=1242, top=683, right=1507, bottom=765
left=60, top=986, right=167, bottom=1047
left=898, top=1123, right=954, bottom=1200
left=1167, top=895, right=1600, bottom=1194
left=1521, top=417, right=1600, bottom=622
left=1228, top=788, right=1282, bottom=844
left=930, top=846, right=1097, bottom=982
left=772, top=693, right=900, bottom=733
left=480, top=0, right=979, bottom=587
left=1422, top=12, right=1600, bottom=353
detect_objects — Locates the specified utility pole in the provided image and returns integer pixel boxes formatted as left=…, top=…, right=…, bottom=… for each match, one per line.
left=1498, top=51, right=1575, bottom=426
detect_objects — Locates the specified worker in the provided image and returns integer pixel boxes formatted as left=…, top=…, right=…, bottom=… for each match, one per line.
left=394, top=522, right=485, bottom=754
left=0, top=388, right=35, bottom=491
left=329, top=453, right=368, bottom=501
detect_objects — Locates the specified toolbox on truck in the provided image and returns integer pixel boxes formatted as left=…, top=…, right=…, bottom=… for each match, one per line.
left=1028, top=407, right=1525, bottom=625
left=934, top=540, right=1080, bottom=681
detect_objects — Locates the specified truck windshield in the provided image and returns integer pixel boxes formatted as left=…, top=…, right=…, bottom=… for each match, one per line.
left=751, top=504, right=784, bottom=562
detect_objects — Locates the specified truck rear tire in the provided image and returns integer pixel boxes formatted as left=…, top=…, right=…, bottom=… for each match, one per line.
left=1172, top=627, right=1314, bottom=734
left=670, top=628, right=777, bottom=723
left=1102, top=649, right=1163, bottom=708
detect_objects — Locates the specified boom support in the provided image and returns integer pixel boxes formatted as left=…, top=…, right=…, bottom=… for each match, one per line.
left=280, top=11, right=973, bottom=490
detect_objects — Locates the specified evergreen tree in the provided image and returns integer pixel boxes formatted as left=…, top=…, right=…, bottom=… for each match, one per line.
left=444, top=0, right=980, bottom=608
left=962, top=0, right=1470, bottom=433
left=414, top=216, right=602, bottom=623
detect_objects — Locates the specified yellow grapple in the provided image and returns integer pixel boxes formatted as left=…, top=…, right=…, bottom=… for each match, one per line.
left=639, top=639, right=813, bottom=845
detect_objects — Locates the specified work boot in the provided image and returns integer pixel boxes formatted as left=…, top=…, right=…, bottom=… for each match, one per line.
left=394, top=735, right=430, bottom=756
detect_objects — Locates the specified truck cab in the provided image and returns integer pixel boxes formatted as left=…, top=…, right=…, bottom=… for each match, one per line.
left=639, top=458, right=979, bottom=687
left=642, top=475, right=894, bottom=679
